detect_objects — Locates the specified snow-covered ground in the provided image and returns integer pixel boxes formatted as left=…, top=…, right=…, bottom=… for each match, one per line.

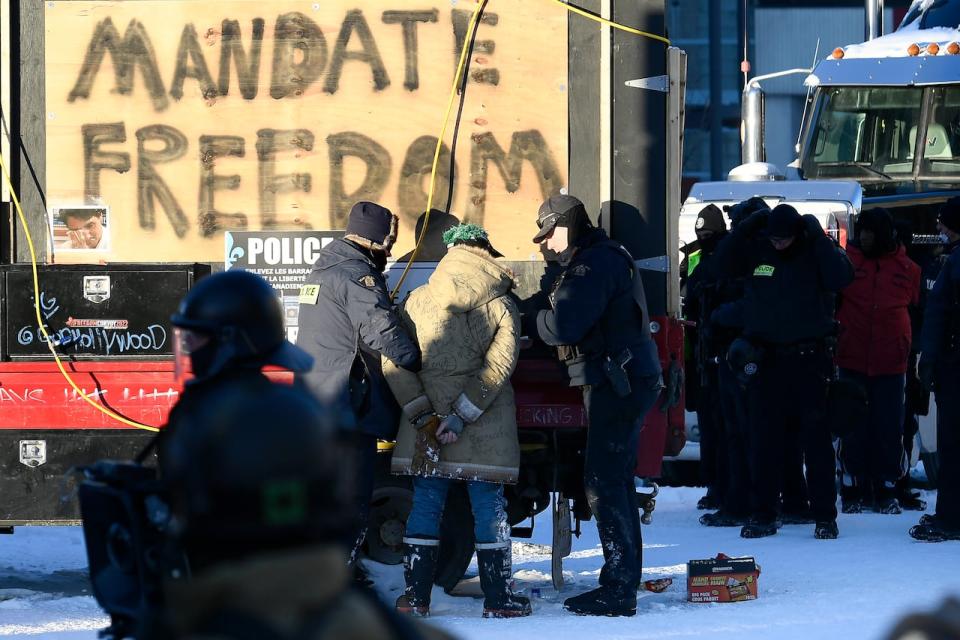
left=1, top=487, right=957, bottom=639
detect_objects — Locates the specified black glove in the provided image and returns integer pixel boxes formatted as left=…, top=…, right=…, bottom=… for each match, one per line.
left=738, top=209, right=768, bottom=237
left=918, top=355, right=936, bottom=393
left=803, top=214, right=825, bottom=238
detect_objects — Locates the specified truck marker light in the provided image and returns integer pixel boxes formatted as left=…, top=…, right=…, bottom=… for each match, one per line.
left=831, top=48, right=845, bottom=59
left=927, top=43, right=940, bottom=56
left=948, top=42, right=960, bottom=55
left=908, top=43, right=921, bottom=56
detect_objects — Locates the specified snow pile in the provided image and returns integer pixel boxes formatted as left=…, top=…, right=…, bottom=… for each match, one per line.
left=1, top=487, right=957, bottom=639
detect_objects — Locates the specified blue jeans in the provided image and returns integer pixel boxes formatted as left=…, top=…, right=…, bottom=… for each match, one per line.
left=406, top=477, right=507, bottom=544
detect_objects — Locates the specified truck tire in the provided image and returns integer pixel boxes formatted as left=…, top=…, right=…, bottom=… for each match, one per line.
left=364, top=474, right=475, bottom=593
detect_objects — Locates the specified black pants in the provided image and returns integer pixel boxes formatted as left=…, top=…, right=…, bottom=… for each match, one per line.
left=696, top=364, right=726, bottom=502
left=717, top=362, right=751, bottom=517
left=345, top=432, right=379, bottom=563
left=747, top=349, right=837, bottom=524
left=934, top=363, right=960, bottom=529
left=838, top=369, right=906, bottom=485
left=582, top=375, right=660, bottom=594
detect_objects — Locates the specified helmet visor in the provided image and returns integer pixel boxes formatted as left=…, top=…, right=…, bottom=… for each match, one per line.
left=173, top=327, right=211, bottom=384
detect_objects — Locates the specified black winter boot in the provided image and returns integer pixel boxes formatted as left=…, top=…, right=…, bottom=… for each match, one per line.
left=841, top=484, right=863, bottom=514
left=874, top=481, right=902, bottom=515
left=700, top=510, right=748, bottom=527
left=395, top=537, right=439, bottom=617
left=563, top=586, right=637, bottom=616
left=476, top=543, right=531, bottom=618
left=740, top=518, right=778, bottom=539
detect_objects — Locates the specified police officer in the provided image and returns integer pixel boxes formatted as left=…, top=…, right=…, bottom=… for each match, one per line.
left=296, top=201, right=422, bottom=568
left=913, top=197, right=960, bottom=542
left=163, top=270, right=315, bottom=461
left=525, top=195, right=662, bottom=617
left=686, top=205, right=738, bottom=515
left=717, top=204, right=853, bottom=540
left=154, top=383, right=453, bottom=640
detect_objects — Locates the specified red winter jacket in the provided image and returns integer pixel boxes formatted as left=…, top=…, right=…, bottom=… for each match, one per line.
left=836, top=245, right=920, bottom=376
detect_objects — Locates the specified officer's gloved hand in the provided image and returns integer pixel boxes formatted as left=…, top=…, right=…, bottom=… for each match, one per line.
left=738, top=209, right=769, bottom=237
left=918, top=355, right=936, bottom=392
left=803, top=214, right=825, bottom=238
left=411, top=414, right=441, bottom=476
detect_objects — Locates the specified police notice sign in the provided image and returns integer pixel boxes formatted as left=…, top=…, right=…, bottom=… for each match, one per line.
left=225, top=230, right=343, bottom=341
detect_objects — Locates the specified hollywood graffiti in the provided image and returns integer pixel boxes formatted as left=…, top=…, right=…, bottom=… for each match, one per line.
left=66, top=9, right=563, bottom=236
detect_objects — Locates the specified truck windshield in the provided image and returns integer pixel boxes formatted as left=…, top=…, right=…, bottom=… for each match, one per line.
left=918, top=86, right=960, bottom=179
left=802, top=86, right=923, bottom=181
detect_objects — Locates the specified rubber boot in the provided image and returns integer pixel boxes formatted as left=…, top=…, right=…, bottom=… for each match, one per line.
left=476, top=543, right=531, bottom=618
left=395, top=537, right=439, bottom=617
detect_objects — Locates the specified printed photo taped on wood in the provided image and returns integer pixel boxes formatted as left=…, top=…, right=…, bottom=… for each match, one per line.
left=45, top=1, right=569, bottom=263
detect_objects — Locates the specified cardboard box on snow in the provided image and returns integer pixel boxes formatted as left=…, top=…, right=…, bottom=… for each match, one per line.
left=687, top=554, right=760, bottom=603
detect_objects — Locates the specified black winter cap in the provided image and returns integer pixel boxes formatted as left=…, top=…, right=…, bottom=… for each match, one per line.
left=533, top=194, right=590, bottom=243
left=345, top=201, right=398, bottom=251
left=939, top=196, right=960, bottom=234
left=767, top=204, right=802, bottom=238
left=725, top=196, right=769, bottom=227
left=857, top=208, right=895, bottom=241
left=695, top=204, right=726, bottom=235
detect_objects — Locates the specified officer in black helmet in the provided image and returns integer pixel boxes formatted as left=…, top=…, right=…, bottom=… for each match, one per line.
left=149, top=384, right=452, bottom=640
left=525, top=194, right=662, bottom=617
left=162, top=270, right=315, bottom=458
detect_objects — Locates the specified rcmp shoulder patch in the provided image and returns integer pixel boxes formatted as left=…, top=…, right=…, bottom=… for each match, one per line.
left=753, top=264, right=775, bottom=277
left=358, top=274, right=378, bottom=288
left=570, top=264, right=590, bottom=277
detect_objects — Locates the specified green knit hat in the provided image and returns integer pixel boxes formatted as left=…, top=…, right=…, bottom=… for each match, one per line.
left=443, top=223, right=488, bottom=247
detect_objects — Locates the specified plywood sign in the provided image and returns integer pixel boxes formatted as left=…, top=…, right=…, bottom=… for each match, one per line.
left=44, top=0, right=569, bottom=262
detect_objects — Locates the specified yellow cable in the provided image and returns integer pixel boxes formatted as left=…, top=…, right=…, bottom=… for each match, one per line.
left=390, top=0, right=484, bottom=301
left=548, top=0, right=671, bottom=44
left=0, top=150, right=159, bottom=432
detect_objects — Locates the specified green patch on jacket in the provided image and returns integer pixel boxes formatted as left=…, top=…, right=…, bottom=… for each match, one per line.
left=753, top=264, right=775, bottom=277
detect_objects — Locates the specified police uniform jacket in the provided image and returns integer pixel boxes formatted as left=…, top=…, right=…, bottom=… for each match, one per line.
left=920, top=241, right=960, bottom=363
left=296, top=238, right=421, bottom=439
left=534, top=228, right=661, bottom=387
left=718, top=223, right=854, bottom=345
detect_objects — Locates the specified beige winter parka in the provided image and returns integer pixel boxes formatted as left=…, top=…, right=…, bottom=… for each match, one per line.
left=384, top=245, right=521, bottom=484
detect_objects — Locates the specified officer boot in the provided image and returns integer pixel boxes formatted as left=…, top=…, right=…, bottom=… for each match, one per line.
left=476, top=542, right=532, bottom=618
left=841, top=483, right=863, bottom=514
left=395, top=537, right=439, bottom=617
left=874, top=481, right=902, bottom=515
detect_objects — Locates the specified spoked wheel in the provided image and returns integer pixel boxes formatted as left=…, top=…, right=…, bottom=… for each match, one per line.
left=365, top=483, right=413, bottom=565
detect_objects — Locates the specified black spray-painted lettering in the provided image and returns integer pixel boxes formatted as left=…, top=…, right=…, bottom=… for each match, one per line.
left=68, top=17, right=169, bottom=112
left=137, top=125, right=190, bottom=236
left=327, top=131, right=391, bottom=229
left=170, top=24, right=217, bottom=101
left=199, top=135, right=246, bottom=236
left=324, top=10, right=390, bottom=94
left=381, top=10, right=438, bottom=91
left=452, top=10, right=499, bottom=85
left=82, top=123, right=131, bottom=203
left=270, top=12, right=328, bottom=99
left=398, top=135, right=456, bottom=222
left=219, top=18, right=265, bottom=100
left=256, top=129, right=314, bottom=229
left=468, top=130, right=562, bottom=225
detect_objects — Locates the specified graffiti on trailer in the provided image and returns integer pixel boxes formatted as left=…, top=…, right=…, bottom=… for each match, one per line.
left=16, top=292, right=168, bottom=355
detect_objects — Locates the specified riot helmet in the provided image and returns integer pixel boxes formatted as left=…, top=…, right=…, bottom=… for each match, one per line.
left=164, top=382, right=356, bottom=569
left=171, top=270, right=313, bottom=383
